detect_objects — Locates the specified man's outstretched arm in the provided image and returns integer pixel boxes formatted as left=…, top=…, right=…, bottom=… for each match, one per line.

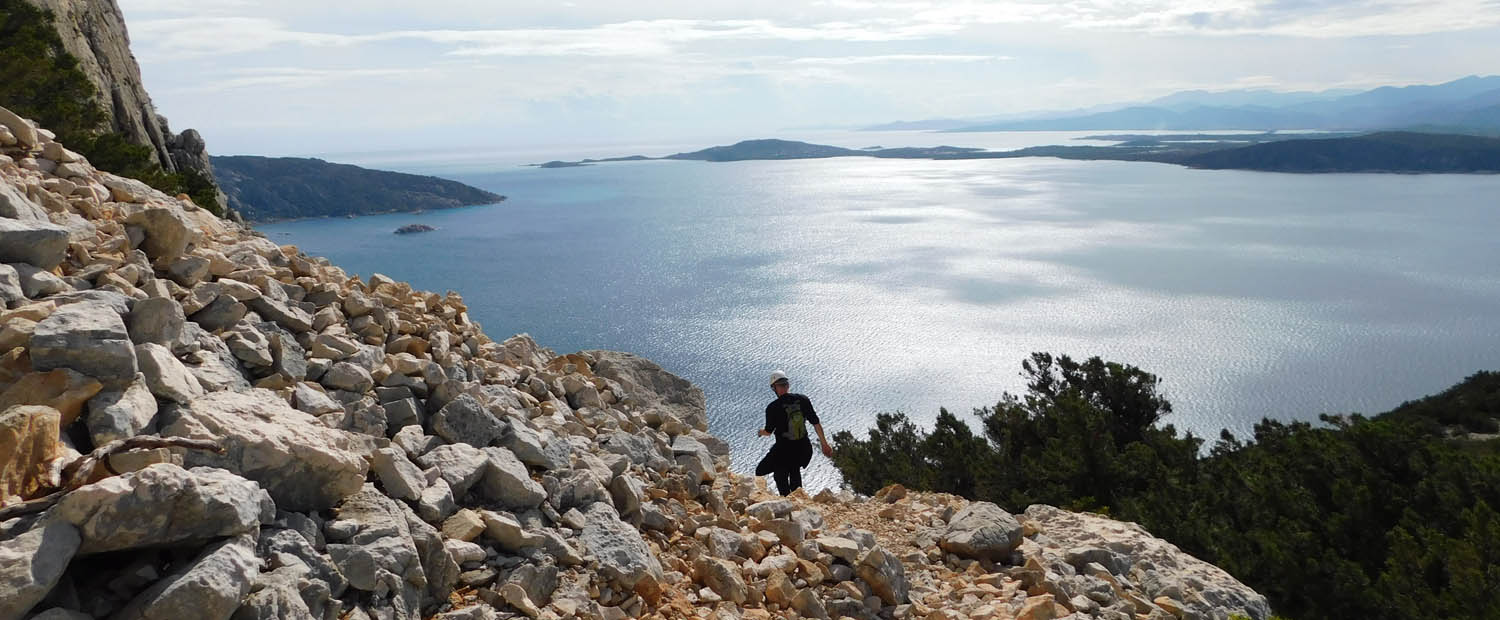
left=813, top=424, right=833, bottom=457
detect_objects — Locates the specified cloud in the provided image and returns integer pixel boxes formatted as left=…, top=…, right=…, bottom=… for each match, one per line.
left=127, top=16, right=960, bottom=60
left=119, top=0, right=1500, bottom=155
left=903, top=0, right=1500, bottom=38
left=786, top=54, right=1010, bottom=65
left=129, top=17, right=354, bottom=57
left=180, top=67, right=426, bottom=92
left=127, top=1, right=1500, bottom=64
left=122, top=0, right=251, bottom=12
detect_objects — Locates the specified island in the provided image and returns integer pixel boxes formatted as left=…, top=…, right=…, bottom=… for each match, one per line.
left=529, top=155, right=651, bottom=168
left=394, top=224, right=436, bottom=234
left=528, top=139, right=984, bottom=166
left=529, top=133, right=1500, bottom=174
left=213, top=155, right=506, bottom=222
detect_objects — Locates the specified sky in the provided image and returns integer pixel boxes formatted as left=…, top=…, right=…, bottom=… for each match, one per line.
left=119, top=0, right=1500, bottom=157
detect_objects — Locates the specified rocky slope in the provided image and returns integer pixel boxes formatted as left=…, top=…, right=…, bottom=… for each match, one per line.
left=0, top=108, right=1271, bottom=620
left=18, top=0, right=223, bottom=204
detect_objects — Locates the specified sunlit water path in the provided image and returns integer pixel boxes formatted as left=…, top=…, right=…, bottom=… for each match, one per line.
left=260, top=144, right=1500, bottom=489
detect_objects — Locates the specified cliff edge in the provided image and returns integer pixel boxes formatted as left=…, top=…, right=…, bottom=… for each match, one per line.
left=0, top=109, right=1270, bottom=620
left=6, top=0, right=226, bottom=211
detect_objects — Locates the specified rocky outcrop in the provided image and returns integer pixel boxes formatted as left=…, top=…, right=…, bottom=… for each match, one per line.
left=1021, top=504, right=1273, bottom=620
left=585, top=350, right=710, bottom=431
left=0, top=110, right=1272, bottom=620
left=19, top=0, right=227, bottom=211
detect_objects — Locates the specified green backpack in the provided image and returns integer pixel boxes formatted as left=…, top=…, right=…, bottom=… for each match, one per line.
left=782, top=401, right=807, bottom=441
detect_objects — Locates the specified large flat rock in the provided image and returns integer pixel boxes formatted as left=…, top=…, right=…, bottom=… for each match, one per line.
left=159, top=389, right=370, bottom=511
left=30, top=302, right=138, bottom=386
left=0, top=217, right=69, bottom=269
left=53, top=464, right=273, bottom=554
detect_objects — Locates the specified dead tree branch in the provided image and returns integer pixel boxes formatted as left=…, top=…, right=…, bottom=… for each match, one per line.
left=0, top=436, right=224, bottom=522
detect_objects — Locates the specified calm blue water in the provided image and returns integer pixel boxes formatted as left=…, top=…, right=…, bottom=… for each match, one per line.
left=260, top=153, right=1500, bottom=489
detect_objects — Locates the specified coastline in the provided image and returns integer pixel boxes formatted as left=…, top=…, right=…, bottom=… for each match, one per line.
left=245, top=199, right=509, bottom=226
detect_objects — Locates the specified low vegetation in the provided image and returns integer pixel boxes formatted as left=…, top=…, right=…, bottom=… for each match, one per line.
left=0, top=1, right=222, bottom=213
left=832, top=353, right=1500, bottom=620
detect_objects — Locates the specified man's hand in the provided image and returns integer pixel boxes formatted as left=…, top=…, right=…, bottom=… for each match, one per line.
left=757, top=429, right=771, bottom=437
left=820, top=440, right=833, bottom=458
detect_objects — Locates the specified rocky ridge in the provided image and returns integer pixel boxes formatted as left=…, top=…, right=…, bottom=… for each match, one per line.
left=0, top=107, right=1271, bottom=620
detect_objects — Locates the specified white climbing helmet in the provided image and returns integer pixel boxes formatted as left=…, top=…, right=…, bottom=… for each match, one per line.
left=769, top=370, right=789, bottom=386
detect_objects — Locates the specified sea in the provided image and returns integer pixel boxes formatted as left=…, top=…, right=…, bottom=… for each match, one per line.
left=259, top=130, right=1500, bottom=490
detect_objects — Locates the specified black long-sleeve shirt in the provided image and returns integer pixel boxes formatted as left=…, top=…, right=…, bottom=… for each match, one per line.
left=764, top=393, right=819, bottom=444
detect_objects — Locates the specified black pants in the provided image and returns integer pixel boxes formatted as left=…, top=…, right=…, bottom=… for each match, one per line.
left=756, top=440, right=812, bottom=496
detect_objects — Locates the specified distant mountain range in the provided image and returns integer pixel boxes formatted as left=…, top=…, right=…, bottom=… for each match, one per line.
left=536, top=133, right=1500, bottom=174
left=213, top=156, right=505, bottom=222
left=866, top=76, right=1500, bottom=133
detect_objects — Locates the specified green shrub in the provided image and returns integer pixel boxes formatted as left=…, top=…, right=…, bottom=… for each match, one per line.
left=832, top=354, right=1500, bottom=620
left=0, top=0, right=105, bottom=139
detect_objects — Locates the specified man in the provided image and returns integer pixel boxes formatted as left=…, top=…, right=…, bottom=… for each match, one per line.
left=755, top=370, right=834, bottom=496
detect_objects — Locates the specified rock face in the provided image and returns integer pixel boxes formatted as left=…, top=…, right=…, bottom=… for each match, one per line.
left=856, top=545, right=908, bottom=605
left=327, top=486, right=442, bottom=619
left=430, top=394, right=506, bottom=447
left=21, top=0, right=225, bottom=208
left=85, top=378, right=157, bottom=444
left=135, top=342, right=203, bottom=404
left=0, top=111, right=1273, bottom=620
